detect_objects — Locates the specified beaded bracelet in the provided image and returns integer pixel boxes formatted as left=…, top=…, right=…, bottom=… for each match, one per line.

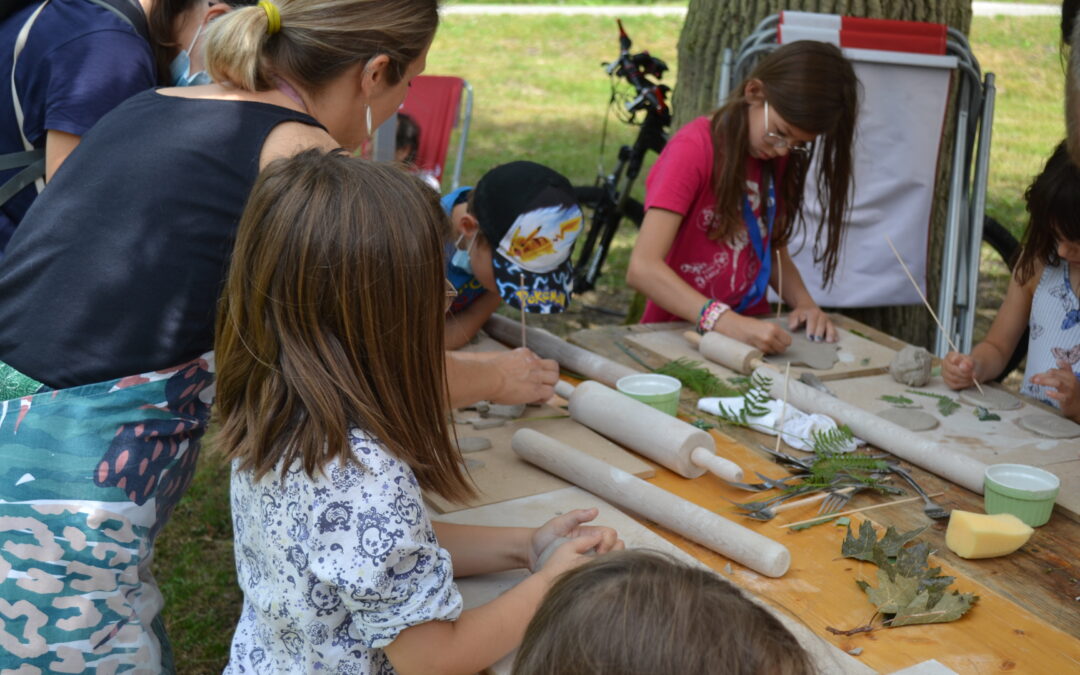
left=697, top=299, right=730, bottom=334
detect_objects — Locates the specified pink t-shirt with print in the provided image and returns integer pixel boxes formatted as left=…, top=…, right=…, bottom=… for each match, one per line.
left=640, top=115, right=783, bottom=324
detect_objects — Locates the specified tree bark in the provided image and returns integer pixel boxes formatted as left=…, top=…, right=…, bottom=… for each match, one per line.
left=673, top=0, right=973, bottom=348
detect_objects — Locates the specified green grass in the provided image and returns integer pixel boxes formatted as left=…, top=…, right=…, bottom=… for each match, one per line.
left=153, top=13, right=1068, bottom=672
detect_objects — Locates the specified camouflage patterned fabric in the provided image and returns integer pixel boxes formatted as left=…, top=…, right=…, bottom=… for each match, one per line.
left=0, top=354, right=214, bottom=674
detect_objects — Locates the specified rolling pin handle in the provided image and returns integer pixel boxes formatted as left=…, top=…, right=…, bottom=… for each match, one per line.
left=683, top=330, right=703, bottom=347
left=690, top=446, right=744, bottom=482
left=554, top=380, right=577, bottom=401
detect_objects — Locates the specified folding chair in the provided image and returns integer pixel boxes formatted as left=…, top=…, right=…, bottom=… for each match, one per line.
left=398, top=74, right=474, bottom=190
left=719, top=12, right=995, bottom=356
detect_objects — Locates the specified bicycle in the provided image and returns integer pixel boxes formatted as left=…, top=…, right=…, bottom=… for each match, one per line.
left=571, top=19, right=670, bottom=295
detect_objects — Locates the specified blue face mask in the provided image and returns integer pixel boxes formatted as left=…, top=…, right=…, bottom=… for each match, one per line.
left=170, top=22, right=212, bottom=87
left=450, top=232, right=476, bottom=276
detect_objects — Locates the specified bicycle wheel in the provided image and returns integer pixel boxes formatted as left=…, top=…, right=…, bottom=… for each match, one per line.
left=981, top=215, right=1026, bottom=382
left=571, top=185, right=644, bottom=294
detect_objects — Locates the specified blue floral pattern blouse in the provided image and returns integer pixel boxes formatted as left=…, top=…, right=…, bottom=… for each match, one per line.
left=225, top=427, right=462, bottom=674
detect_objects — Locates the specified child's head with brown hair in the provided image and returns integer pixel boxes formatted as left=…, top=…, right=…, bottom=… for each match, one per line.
left=512, top=549, right=816, bottom=675
left=711, top=40, right=859, bottom=285
left=1015, top=140, right=1080, bottom=285
left=214, top=149, right=473, bottom=502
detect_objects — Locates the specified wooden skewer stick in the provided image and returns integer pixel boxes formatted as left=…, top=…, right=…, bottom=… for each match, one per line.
left=770, top=486, right=855, bottom=515
left=777, top=491, right=945, bottom=529
left=518, top=273, right=527, bottom=350
left=883, top=236, right=983, bottom=395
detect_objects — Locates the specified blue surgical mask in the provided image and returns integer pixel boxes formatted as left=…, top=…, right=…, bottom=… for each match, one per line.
left=450, top=232, right=476, bottom=275
left=170, top=22, right=212, bottom=87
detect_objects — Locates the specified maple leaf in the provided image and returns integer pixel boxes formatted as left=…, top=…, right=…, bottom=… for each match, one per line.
left=842, top=521, right=926, bottom=562
left=860, top=568, right=921, bottom=613
left=886, top=589, right=978, bottom=627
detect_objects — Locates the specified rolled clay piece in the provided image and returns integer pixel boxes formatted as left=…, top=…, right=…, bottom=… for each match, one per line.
left=755, top=366, right=988, bottom=494
left=456, top=437, right=493, bottom=453
left=958, top=387, right=1023, bottom=411
left=760, top=319, right=839, bottom=370
left=469, top=418, right=506, bottom=430
left=483, top=314, right=637, bottom=388
left=566, top=380, right=744, bottom=481
left=875, top=407, right=939, bottom=431
left=889, top=345, right=933, bottom=387
left=512, top=428, right=790, bottom=577
left=486, top=403, right=527, bottom=419
left=1017, top=413, right=1080, bottom=439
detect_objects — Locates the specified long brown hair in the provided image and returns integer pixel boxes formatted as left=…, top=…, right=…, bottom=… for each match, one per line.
left=214, top=149, right=472, bottom=502
left=710, top=40, right=858, bottom=285
left=204, top=0, right=438, bottom=92
left=1014, top=140, right=1080, bottom=284
left=512, top=550, right=816, bottom=675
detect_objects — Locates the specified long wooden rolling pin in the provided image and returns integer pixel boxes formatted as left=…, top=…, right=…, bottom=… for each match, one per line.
left=554, top=380, right=744, bottom=482
left=511, top=428, right=790, bottom=577
left=684, top=330, right=767, bottom=374
left=753, top=366, right=988, bottom=494
left=484, top=314, right=636, bottom=388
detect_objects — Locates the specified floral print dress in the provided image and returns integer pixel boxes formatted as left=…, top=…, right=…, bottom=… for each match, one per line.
left=225, top=428, right=462, bottom=674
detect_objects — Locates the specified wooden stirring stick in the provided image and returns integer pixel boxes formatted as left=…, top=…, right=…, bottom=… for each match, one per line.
left=884, top=236, right=984, bottom=395
left=518, top=273, right=527, bottom=350
left=775, top=249, right=783, bottom=319
left=777, top=491, right=945, bottom=529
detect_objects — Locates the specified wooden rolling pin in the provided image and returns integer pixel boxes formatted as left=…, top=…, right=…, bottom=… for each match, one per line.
left=555, top=380, right=744, bottom=482
left=511, top=428, right=791, bottom=577
left=484, top=314, right=636, bottom=388
left=754, top=366, right=988, bottom=494
left=684, top=330, right=766, bottom=374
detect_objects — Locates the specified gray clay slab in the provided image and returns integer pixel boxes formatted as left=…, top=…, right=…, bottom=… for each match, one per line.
left=761, top=318, right=840, bottom=370
left=456, top=437, right=493, bottom=453
left=958, top=387, right=1023, bottom=411
left=1018, top=413, right=1080, bottom=439
left=875, top=407, right=939, bottom=431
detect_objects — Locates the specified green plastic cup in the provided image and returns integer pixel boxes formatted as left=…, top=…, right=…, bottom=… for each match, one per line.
left=616, top=374, right=682, bottom=416
left=983, top=463, right=1060, bottom=527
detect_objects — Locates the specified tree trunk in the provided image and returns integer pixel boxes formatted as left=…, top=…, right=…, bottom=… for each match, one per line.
left=673, top=0, right=973, bottom=348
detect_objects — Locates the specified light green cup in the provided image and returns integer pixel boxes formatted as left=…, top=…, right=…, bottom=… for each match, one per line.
left=983, top=463, right=1060, bottom=527
left=616, top=374, right=682, bottom=416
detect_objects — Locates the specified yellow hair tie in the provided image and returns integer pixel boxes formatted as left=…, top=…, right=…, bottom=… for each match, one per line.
left=258, top=0, right=281, bottom=35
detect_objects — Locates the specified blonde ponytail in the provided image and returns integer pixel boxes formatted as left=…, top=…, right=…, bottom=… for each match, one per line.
left=204, top=0, right=439, bottom=93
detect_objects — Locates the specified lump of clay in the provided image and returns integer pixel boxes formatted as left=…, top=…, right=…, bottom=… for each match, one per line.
left=1017, top=413, right=1080, bottom=439
left=889, top=345, right=933, bottom=387
left=455, top=437, right=493, bottom=453
left=876, top=407, right=939, bottom=431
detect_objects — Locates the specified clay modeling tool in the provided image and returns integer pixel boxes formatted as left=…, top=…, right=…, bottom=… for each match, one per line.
left=512, top=428, right=790, bottom=577
left=778, top=491, right=945, bottom=529
left=554, top=379, right=745, bottom=482
left=884, top=235, right=983, bottom=395
left=775, top=249, right=783, bottom=319
left=754, top=366, right=988, bottom=493
left=518, top=273, right=527, bottom=350
left=484, top=314, right=637, bottom=387
left=798, top=372, right=835, bottom=397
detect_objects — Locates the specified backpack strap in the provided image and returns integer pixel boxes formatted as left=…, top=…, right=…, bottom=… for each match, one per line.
left=84, top=0, right=151, bottom=45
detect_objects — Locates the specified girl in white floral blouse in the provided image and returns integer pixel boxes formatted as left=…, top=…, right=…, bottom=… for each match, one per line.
left=215, top=150, right=622, bottom=675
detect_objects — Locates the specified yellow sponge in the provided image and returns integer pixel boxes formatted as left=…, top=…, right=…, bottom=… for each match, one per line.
left=945, top=510, right=1033, bottom=559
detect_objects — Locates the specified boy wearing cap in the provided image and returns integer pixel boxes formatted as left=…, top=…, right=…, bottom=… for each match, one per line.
left=442, top=161, right=584, bottom=349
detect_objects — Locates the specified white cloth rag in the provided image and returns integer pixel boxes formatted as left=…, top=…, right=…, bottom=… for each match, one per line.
left=698, top=396, right=861, bottom=453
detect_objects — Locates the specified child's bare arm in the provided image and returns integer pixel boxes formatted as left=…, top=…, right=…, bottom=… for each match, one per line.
left=942, top=269, right=1036, bottom=388
left=445, top=349, right=559, bottom=407
left=384, top=534, right=604, bottom=675
left=445, top=291, right=503, bottom=350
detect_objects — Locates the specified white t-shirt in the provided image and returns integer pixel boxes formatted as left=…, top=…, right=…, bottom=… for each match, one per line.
left=225, top=427, right=462, bottom=674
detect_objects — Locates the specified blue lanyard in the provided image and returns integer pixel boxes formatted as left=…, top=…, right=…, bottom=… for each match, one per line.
left=733, top=177, right=776, bottom=313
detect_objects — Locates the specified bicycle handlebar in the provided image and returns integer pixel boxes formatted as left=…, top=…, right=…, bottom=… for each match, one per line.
left=605, top=19, right=670, bottom=118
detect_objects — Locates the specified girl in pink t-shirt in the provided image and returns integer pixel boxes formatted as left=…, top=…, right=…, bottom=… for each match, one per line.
left=627, top=41, right=859, bottom=353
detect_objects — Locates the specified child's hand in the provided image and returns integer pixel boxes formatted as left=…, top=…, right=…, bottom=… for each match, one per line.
left=718, top=313, right=792, bottom=354
left=787, top=305, right=837, bottom=343
left=942, top=351, right=979, bottom=390
left=1031, top=364, right=1080, bottom=421
left=489, top=348, right=559, bottom=404
left=529, top=508, right=623, bottom=573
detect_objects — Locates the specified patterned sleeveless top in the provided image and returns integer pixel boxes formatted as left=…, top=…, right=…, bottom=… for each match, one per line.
left=1021, top=260, right=1080, bottom=407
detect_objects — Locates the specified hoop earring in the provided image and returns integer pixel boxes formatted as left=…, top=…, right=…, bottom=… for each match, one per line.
left=365, top=105, right=372, bottom=137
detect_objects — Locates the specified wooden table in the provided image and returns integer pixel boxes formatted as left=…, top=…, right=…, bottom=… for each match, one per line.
left=564, top=320, right=1080, bottom=672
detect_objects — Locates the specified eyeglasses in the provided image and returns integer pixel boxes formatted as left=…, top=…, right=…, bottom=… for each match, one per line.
left=763, top=101, right=812, bottom=156
left=445, top=278, right=458, bottom=311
